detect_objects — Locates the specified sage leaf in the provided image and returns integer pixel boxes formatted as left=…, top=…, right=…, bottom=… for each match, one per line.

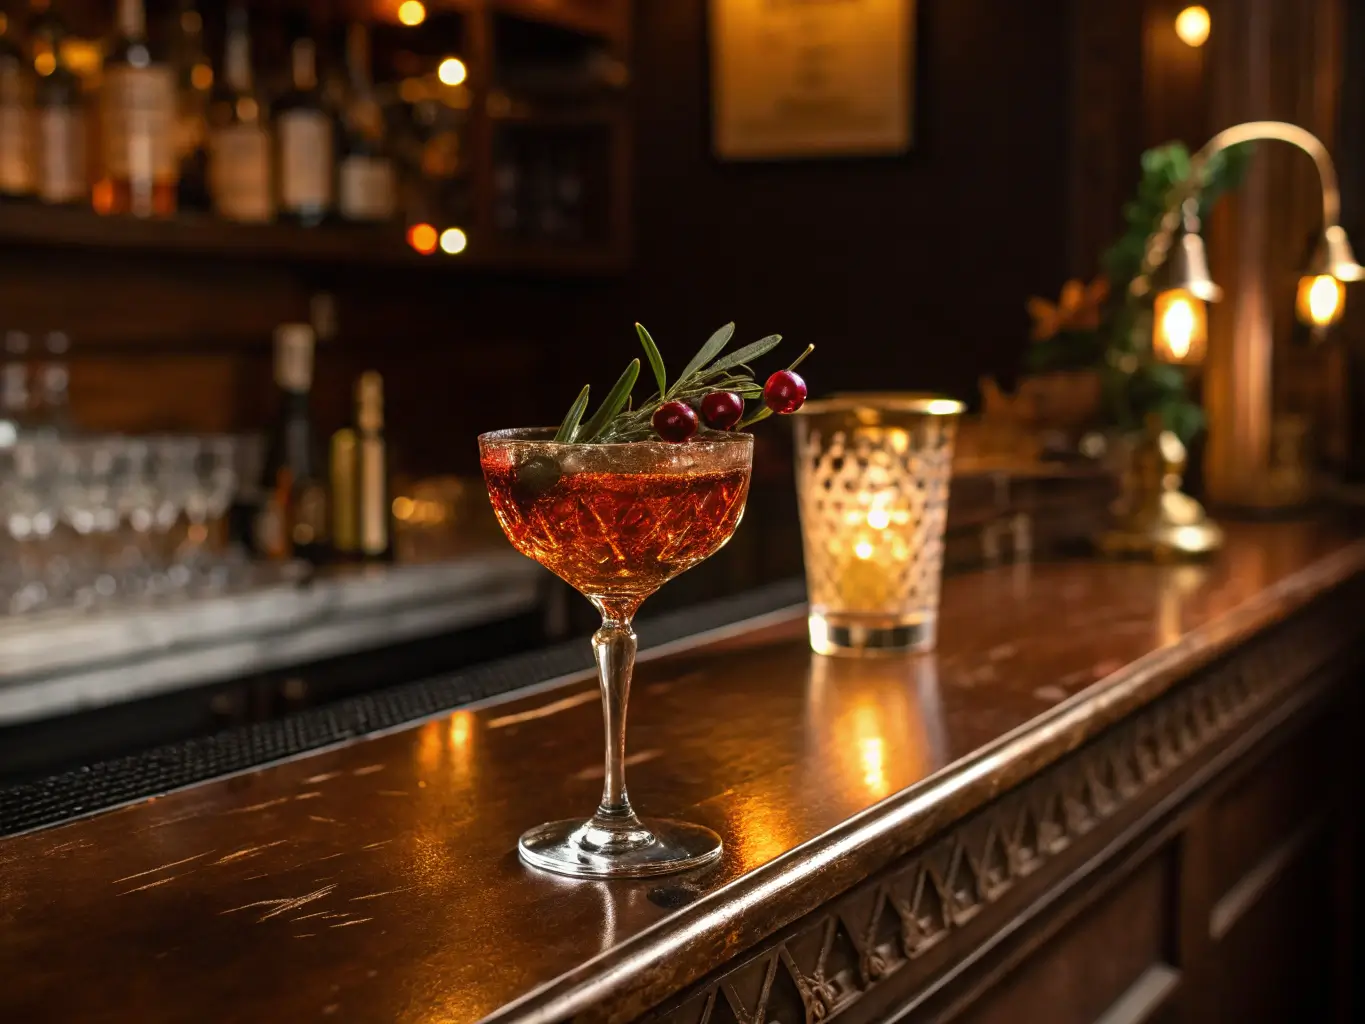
left=702, top=334, right=781, bottom=376
left=579, top=359, right=641, bottom=442
left=675, top=322, right=735, bottom=392
left=554, top=384, right=591, bottom=443
left=635, top=324, right=668, bottom=398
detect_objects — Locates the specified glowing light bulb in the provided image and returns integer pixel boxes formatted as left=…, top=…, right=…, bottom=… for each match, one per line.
left=439, top=227, right=468, bottom=254
left=398, top=1, right=427, bottom=27
left=854, top=539, right=874, bottom=560
left=1162, top=300, right=1195, bottom=359
left=407, top=223, right=438, bottom=255
left=1175, top=6, right=1210, bottom=47
left=438, top=57, right=467, bottom=86
left=866, top=507, right=891, bottom=530
left=1153, top=288, right=1208, bottom=364
left=1297, top=274, right=1345, bottom=328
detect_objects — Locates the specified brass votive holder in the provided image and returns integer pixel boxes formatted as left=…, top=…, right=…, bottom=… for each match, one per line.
left=793, top=395, right=964, bottom=656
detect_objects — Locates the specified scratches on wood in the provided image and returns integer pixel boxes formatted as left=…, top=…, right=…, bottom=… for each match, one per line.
left=212, top=841, right=288, bottom=866
left=118, top=876, right=179, bottom=896
left=572, top=749, right=662, bottom=782
left=228, top=796, right=292, bottom=815
left=349, top=887, right=413, bottom=901
left=112, top=851, right=212, bottom=884
left=220, top=884, right=337, bottom=923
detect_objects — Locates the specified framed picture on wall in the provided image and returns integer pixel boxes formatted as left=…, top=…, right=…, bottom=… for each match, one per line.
left=709, top=0, right=917, bottom=161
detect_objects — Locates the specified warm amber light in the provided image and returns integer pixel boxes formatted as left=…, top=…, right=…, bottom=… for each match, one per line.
left=437, top=57, right=467, bottom=86
left=33, top=51, right=55, bottom=76
left=439, top=227, right=468, bottom=254
left=1175, top=5, right=1210, bottom=47
left=1296, top=274, right=1345, bottom=328
left=1153, top=288, right=1208, bottom=364
left=191, top=62, right=213, bottom=91
left=91, top=179, right=115, bottom=215
left=392, top=495, right=415, bottom=520
left=407, top=223, right=438, bottom=255
left=397, top=1, right=427, bottom=26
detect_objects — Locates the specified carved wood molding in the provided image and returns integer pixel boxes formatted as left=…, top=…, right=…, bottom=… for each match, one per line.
left=646, top=599, right=1357, bottom=1024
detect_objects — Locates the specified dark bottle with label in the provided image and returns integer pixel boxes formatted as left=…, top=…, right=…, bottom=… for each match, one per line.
left=208, top=3, right=271, bottom=222
left=355, top=371, right=392, bottom=561
left=171, top=0, right=212, bottom=212
left=0, top=3, right=33, bottom=201
left=337, top=24, right=395, bottom=223
left=30, top=3, right=84, bottom=205
left=101, top=0, right=177, bottom=217
left=274, top=34, right=333, bottom=227
left=257, top=323, right=329, bottom=563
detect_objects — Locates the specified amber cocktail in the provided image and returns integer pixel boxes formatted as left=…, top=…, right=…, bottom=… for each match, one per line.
left=480, top=427, right=753, bottom=878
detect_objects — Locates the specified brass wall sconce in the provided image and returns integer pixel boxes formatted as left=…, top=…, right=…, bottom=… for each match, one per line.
left=1106, top=121, right=1361, bottom=556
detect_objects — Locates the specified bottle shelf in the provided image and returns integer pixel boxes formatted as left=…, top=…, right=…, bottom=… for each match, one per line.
left=0, top=202, right=625, bottom=275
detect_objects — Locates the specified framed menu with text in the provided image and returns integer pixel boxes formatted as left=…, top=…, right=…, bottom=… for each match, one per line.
left=709, top=0, right=916, bottom=161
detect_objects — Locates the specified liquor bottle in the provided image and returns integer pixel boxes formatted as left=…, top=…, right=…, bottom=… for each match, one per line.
left=257, top=323, right=329, bottom=563
left=100, top=0, right=177, bottom=217
left=208, top=4, right=271, bottom=223
left=355, top=371, right=392, bottom=561
left=30, top=3, right=84, bottom=205
left=337, top=24, right=395, bottom=223
left=171, top=0, right=212, bottom=211
left=274, top=33, right=333, bottom=227
left=329, top=427, right=358, bottom=557
left=0, top=3, right=33, bottom=200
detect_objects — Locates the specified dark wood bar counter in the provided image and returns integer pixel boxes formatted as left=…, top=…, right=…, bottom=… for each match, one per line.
left=2, top=521, right=1363, bottom=1023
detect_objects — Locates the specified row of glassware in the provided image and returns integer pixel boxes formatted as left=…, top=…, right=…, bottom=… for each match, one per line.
left=0, top=432, right=248, bottom=617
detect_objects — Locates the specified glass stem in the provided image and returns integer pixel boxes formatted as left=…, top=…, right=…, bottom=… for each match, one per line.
left=591, top=597, right=643, bottom=826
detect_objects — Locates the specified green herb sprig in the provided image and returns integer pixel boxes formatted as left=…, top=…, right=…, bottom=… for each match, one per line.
left=555, top=323, right=813, bottom=443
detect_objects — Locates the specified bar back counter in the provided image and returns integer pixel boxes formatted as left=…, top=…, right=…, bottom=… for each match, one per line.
left=1, top=520, right=1362, bottom=1023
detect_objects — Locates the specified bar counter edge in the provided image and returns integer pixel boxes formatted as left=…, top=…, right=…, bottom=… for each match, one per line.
left=498, top=528, right=1365, bottom=1023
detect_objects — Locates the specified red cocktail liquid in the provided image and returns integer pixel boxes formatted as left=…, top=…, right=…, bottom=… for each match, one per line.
left=483, top=460, right=751, bottom=597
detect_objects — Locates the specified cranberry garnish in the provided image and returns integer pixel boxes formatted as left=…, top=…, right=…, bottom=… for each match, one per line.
left=652, top=400, right=700, bottom=442
left=763, top=370, right=807, bottom=414
left=700, top=391, right=744, bottom=430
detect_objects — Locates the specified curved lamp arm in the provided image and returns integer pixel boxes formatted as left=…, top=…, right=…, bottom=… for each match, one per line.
left=1133, top=120, right=1349, bottom=296
left=1193, top=120, right=1340, bottom=226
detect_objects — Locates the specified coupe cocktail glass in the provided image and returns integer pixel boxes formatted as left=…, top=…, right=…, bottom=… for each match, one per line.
left=480, top=427, right=753, bottom=878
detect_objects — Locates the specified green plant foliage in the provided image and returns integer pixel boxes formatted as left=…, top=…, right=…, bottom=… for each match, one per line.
left=1029, top=140, right=1254, bottom=443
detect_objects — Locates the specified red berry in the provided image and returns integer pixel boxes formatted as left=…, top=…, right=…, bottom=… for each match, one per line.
left=652, top=400, right=699, bottom=442
left=763, top=370, right=807, bottom=414
left=700, top=391, right=744, bottom=430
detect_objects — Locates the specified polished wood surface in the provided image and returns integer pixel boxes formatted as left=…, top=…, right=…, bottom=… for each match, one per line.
left=1, top=522, right=1362, bottom=1023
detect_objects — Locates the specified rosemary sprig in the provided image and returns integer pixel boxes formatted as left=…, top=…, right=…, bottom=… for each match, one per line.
left=555, top=323, right=812, bottom=443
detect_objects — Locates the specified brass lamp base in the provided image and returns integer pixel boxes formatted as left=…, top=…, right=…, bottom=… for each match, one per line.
left=1097, top=419, right=1224, bottom=561
left=1099, top=489, right=1224, bottom=560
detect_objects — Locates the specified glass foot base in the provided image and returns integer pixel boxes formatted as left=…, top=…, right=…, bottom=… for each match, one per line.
left=518, top=817, right=723, bottom=879
left=808, top=610, right=937, bottom=656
